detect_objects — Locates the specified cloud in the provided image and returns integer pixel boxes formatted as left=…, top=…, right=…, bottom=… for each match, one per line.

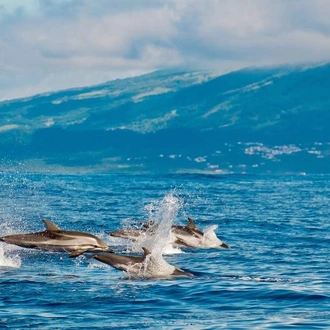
left=1, top=0, right=330, bottom=100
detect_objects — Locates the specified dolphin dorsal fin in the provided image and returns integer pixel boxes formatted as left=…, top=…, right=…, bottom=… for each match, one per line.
left=142, top=247, right=151, bottom=256
left=43, top=219, right=60, bottom=231
left=187, top=217, right=197, bottom=230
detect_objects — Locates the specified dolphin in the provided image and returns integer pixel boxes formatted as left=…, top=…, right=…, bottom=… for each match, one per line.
left=0, top=219, right=114, bottom=257
left=107, top=218, right=196, bottom=243
left=108, top=228, right=148, bottom=241
left=107, top=217, right=230, bottom=249
left=107, top=221, right=158, bottom=242
left=93, top=247, right=193, bottom=278
left=171, top=218, right=230, bottom=249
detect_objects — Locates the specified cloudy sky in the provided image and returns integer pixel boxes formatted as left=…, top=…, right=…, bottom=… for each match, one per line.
left=1, top=0, right=330, bottom=100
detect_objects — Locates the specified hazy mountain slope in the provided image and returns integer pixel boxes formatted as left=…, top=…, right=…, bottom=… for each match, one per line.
left=1, top=64, right=330, bottom=173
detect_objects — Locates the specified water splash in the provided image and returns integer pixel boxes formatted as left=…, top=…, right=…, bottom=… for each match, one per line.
left=133, top=193, right=182, bottom=256
left=100, top=193, right=188, bottom=278
left=162, top=243, right=184, bottom=255
left=0, top=222, right=22, bottom=268
left=0, top=244, right=21, bottom=268
left=125, top=253, right=178, bottom=279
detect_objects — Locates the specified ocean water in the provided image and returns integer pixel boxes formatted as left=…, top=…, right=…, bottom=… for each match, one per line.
left=0, top=172, right=330, bottom=329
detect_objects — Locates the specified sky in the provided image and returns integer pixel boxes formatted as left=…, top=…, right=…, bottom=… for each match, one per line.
left=1, top=0, right=330, bottom=100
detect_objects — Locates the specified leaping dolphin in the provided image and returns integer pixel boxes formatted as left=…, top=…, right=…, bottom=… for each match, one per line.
left=108, top=221, right=158, bottom=242
left=147, top=217, right=230, bottom=249
left=0, top=219, right=114, bottom=257
left=108, top=217, right=230, bottom=249
left=171, top=217, right=230, bottom=249
left=93, top=247, right=193, bottom=279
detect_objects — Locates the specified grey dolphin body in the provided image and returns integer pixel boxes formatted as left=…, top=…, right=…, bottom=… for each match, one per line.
left=93, top=247, right=193, bottom=278
left=0, top=219, right=114, bottom=257
left=108, top=221, right=158, bottom=241
left=108, top=228, right=147, bottom=241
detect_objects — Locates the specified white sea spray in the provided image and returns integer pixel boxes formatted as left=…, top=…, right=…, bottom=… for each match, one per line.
left=133, top=193, right=182, bottom=256
left=0, top=244, right=21, bottom=268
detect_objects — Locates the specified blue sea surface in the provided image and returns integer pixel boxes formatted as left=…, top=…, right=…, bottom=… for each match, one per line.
left=0, top=173, right=330, bottom=329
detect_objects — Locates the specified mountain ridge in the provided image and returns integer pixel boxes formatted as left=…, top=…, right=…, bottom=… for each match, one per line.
left=1, top=63, right=330, bottom=174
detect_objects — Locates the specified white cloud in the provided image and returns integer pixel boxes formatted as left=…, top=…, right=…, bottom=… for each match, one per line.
left=1, top=0, right=330, bottom=100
